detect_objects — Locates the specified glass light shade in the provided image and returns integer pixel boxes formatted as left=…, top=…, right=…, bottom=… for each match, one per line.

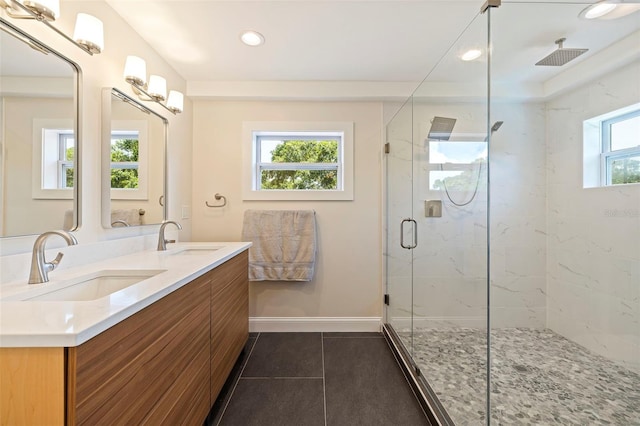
left=124, top=56, right=146, bottom=86
left=167, top=90, right=184, bottom=113
left=21, top=0, right=60, bottom=21
left=147, top=75, right=167, bottom=101
left=73, top=13, right=104, bottom=54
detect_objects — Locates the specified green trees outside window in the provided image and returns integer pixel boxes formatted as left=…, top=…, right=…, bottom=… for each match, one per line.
left=260, top=139, right=339, bottom=190
left=110, top=138, right=139, bottom=189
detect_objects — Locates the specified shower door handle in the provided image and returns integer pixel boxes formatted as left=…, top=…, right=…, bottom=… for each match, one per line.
left=400, top=218, right=417, bottom=250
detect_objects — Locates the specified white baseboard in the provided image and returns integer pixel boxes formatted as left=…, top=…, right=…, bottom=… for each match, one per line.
left=249, top=317, right=382, bottom=333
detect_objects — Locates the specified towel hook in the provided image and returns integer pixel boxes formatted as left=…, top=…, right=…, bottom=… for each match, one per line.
left=206, top=193, right=227, bottom=208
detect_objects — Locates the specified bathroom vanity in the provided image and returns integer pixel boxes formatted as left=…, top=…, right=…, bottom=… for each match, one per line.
left=0, top=243, right=250, bottom=425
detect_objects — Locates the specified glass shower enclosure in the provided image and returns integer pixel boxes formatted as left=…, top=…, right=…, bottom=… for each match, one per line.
left=384, top=2, right=640, bottom=425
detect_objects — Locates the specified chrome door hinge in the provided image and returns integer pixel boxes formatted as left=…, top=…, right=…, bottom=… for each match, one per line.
left=384, top=294, right=390, bottom=305
left=384, top=143, right=390, bottom=154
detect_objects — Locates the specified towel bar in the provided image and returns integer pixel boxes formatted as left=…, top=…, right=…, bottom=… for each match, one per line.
left=205, top=193, right=227, bottom=208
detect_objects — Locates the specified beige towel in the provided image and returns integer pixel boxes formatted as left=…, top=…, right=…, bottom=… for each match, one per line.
left=242, top=210, right=317, bottom=282
left=62, top=209, right=74, bottom=231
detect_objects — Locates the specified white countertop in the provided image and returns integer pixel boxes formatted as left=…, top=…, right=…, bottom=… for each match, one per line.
left=0, top=242, right=251, bottom=348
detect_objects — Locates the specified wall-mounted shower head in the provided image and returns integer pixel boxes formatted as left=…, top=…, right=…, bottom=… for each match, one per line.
left=428, top=116, right=457, bottom=141
left=535, top=38, right=588, bottom=66
left=485, top=121, right=504, bottom=141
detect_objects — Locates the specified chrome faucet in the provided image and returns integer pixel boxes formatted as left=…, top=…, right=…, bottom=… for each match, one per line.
left=157, top=220, right=182, bottom=251
left=28, top=230, right=78, bottom=284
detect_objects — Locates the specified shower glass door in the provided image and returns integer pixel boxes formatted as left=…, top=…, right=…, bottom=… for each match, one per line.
left=385, top=99, right=416, bottom=354
left=385, top=10, right=490, bottom=425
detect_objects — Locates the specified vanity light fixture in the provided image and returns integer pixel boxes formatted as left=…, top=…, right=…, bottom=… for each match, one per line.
left=0, top=0, right=104, bottom=55
left=460, top=49, right=482, bottom=61
left=124, top=55, right=184, bottom=115
left=240, top=30, right=265, bottom=46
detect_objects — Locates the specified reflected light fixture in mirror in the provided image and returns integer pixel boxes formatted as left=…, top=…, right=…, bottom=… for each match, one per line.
left=123, top=55, right=184, bottom=115
left=0, top=0, right=104, bottom=55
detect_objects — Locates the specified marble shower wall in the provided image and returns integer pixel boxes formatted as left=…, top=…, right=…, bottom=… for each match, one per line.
left=546, top=60, right=640, bottom=373
left=385, top=100, right=547, bottom=329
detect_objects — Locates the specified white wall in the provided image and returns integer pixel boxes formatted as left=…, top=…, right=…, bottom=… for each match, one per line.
left=546, top=60, right=640, bottom=373
left=0, top=1, right=192, bottom=271
left=2, top=97, right=74, bottom=235
left=191, top=101, right=383, bottom=326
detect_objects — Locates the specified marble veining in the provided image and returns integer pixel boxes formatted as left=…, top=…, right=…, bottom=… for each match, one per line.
left=399, top=327, right=640, bottom=425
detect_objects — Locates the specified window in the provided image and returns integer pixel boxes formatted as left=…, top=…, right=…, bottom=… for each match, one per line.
left=32, top=119, right=74, bottom=200
left=583, top=104, right=640, bottom=188
left=57, top=132, right=75, bottom=189
left=109, top=121, right=148, bottom=200
left=428, top=140, right=487, bottom=191
left=256, top=134, right=341, bottom=190
left=601, top=110, right=640, bottom=185
left=110, top=131, right=140, bottom=189
left=243, top=122, right=354, bottom=200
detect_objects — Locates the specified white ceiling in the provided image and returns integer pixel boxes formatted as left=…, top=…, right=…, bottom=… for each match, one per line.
left=4, top=0, right=638, bottom=100
left=103, top=0, right=640, bottom=100
left=105, top=0, right=481, bottom=83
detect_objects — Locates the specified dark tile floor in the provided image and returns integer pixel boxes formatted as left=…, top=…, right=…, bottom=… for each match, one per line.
left=207, top=332, right=430, bottom=426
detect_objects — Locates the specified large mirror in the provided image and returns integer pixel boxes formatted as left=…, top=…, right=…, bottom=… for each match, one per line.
left=101, top=88, right=167, bottom=228
left=0, top=18, right=80, bottom=237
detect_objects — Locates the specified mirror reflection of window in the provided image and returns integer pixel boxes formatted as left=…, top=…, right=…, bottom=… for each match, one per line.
left=110, top=131, right=140, bottom=189
left=428, top=141, right=487, bottom=191
left=41, top=128, right=74, bottom=190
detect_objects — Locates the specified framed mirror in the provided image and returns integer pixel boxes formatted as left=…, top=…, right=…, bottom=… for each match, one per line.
left=0, top=18, right=80, bottom=237
left=101, top=88, right=167, bottom=228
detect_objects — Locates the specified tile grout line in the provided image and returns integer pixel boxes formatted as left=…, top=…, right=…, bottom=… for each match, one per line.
left=321, top=332, right=328, bottom=426
left=240, top=376, right=324, bottom=380
left=215, top=332, right=260, bottom=426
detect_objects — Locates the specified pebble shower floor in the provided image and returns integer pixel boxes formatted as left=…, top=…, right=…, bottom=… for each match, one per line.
left=399, top=328, right=640, bottom=425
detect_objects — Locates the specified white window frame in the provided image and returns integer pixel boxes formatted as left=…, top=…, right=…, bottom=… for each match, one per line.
left=242, top=121, right=354, bottom=201
left=32, top=118, right=74, bottom=200
left=57, top=132, right=74, bottom=189
left=583, top=103, right=640, bottom=188
left=600, top=110, right=640, bottom=186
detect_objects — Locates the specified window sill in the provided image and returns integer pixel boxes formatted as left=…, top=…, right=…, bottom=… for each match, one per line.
left=242, top=189, right=353, bottom=201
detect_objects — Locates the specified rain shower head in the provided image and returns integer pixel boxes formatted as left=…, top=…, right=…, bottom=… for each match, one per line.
left=535, top=38, right=588, bottom=66
left=428, top=116, right=457, bottom=141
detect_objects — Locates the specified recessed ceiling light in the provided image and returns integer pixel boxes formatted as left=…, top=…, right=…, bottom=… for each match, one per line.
left=240, top=30, right=265, bottom=46
left=460, top=49, right=482, bottom=61
left=579, top=1, right=617, bottom=19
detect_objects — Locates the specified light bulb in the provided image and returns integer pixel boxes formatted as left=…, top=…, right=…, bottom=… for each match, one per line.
left=461, top=49, right=482, bottom=61
left=240, top=30, right=265, bottom=46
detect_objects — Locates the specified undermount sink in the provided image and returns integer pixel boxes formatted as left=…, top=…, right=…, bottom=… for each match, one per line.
left=171, top=247, right=221, bottom=256
left=20, top=269, right=166, bottom=302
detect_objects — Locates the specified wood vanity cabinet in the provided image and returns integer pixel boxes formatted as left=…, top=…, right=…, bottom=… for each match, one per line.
left=0, top=250, right=249, bottom=426
left=210, top=250, right=250, bottom=404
